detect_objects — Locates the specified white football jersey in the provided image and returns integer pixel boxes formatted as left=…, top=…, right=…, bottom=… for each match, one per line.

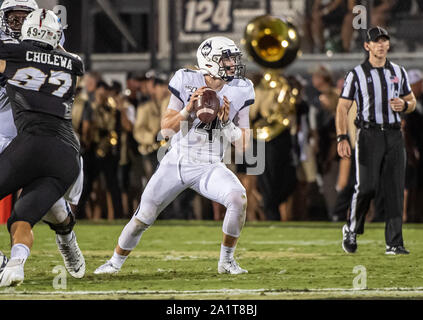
left=168, top=68, right=255, bottom=163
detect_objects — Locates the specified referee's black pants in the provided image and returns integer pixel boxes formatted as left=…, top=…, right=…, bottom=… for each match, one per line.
left=347, top=126, right=406, bottom=247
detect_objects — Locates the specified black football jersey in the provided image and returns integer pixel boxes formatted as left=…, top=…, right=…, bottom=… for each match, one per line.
left=0, top=38, right=84, bottom=151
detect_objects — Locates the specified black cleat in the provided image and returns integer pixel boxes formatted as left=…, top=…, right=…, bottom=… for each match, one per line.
left=385, top=245, right=410, bottom=255
left=342, top=224, right=357, bottom=253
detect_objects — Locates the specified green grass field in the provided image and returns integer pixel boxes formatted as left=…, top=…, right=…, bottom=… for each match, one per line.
left=0, top=220, right=422, bottom=299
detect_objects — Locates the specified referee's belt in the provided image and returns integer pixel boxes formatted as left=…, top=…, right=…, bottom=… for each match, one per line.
left=355, top=120, right=401, bottom=131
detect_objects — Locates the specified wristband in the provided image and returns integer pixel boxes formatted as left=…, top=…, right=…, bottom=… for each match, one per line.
left=402, top=100, right=408, bottom=113
left=336, top=134, right=349, bottom=144
left=179, top=107, right=189, bottom=119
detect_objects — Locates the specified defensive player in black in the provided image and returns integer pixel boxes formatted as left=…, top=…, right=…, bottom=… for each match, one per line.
left=0, top=9, right=84, bottom=286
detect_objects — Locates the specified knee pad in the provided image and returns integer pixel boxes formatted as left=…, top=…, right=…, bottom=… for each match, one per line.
left=222, top=191, right=247, bottom=238
left=43, top=204, right=76, bottom=235
left=118, top=216, right=150, bottom=251
left=134, top=199, right=160, bottom=226
left=43, top=198, right=69, bottom=225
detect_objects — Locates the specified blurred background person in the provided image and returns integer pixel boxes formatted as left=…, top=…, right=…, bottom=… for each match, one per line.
left=110, top=80, right=137, bottom=218
left=84, top=71, right=101, bottom=103
left=371, top=0, right=412, bottom=29
left=251, top=72, right=297, bottom=221
left=133, top=72, right=170, bottom=180
left=311, top=0, right=356, bottom=53
left=119, top=72, right=146, bottom=215
left=308, top=64, right=340, bottom=220
left=78, top=80, right=123, bottom=220
left=403, top=69, right=423, bottom=221
left=289, top=75, right=317, bottom=221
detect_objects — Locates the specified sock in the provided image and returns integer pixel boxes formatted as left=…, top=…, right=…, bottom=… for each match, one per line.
left=57, top=231, right=74, bottom=244
left=110, top=250, right=128, bottom=269
left=219, top=244, right=235, bottom=263
left=10, top=243, right=30, bottom=263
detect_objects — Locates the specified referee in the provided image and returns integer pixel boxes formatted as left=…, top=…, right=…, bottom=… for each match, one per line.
left=336, top=26, right=417, bottom=255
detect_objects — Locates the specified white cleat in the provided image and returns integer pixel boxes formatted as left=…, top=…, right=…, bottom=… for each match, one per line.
left=218, top=260, right=248, bottom=275
left=0, top=258, right=25, bottom=287
left=56, top=231, right=86, bottom=279
left=94, top=261, right=121, bottom=275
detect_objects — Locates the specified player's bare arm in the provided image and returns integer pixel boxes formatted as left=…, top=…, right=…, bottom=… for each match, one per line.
left=0, top=59, right=5, bottom=73
left=336, top=97, right=353, bottom=159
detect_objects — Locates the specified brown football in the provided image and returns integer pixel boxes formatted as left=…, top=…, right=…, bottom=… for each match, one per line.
left=193, top=88, right=220, bottom=123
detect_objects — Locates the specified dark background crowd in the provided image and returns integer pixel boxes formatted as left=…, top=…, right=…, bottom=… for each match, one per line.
left=71, top=64, right=423, bottom=223
left=303, top=0, right=423, bottom=54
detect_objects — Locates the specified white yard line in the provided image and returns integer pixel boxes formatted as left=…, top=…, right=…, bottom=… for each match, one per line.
left=183, top=240, right=384, bottom=245
left=2, top=287, right=423, bottom=296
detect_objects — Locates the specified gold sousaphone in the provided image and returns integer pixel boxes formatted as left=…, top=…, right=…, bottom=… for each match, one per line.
left=243, top=15, right=301, bottom=141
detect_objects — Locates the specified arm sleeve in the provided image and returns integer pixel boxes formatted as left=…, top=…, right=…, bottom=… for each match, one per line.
left=168, top=69, right=185, bottom=104
left=167, top=93, right=184, bottom=112
left=234, top=106, right=250, bottom=129
left=239, top=79, right=255, bottom=112
left=400, top=66, right=412, bottom=96
left=340, top=71, right=356, bottom=100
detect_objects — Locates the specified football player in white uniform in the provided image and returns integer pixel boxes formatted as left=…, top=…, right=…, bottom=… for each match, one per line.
left=95, top=36, right=255, bottom=275
left=0, top=0, right=85, bottom=287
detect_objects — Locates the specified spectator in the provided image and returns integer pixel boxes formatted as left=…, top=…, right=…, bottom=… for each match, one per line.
left=289, top=74, right=318, bottom=220
left=133, top=72, right=170, bottom=179
left=84, top=71, right=101, bottom=103
left=78, top=80, right=123, bottom=220
left=110, top=80, right=138, bottom=218
left=251, top=73, right=297, bottom=221
left=119, top=72, right=145, bottom=215
left=308, top=64, right=340, bottom=220
left=311, top=0, right=356, bottom=52
left=403, top=69, right=423, bottom=221
left=371, top=0, right=412, bottom=28
left=72, top=79, right=93, bottom=154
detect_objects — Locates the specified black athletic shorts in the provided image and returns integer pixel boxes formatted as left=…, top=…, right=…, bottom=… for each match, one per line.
left=0, top=133, right=80, bottom=230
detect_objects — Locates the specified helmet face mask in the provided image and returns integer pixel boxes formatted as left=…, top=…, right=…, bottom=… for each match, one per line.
left=4, top=10, right=28, bottom=37
left=197, top=36, right=246, bottom=82
left=0, top=0, right=39, bottom=39
left=215, top=50, right=245, bottom=82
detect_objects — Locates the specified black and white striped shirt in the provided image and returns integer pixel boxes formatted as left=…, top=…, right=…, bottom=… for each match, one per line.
left=341, top=59, right=412, bottom=124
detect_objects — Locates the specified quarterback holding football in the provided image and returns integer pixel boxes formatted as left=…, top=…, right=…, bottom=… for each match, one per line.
left=95, top=36, right=255, bottom=275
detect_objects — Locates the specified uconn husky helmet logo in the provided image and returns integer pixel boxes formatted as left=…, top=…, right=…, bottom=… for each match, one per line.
left=201, top=41, right=212, bottom=58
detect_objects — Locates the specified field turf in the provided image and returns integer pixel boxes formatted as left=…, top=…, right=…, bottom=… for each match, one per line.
left=0, top=220, right=422, bottom=300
